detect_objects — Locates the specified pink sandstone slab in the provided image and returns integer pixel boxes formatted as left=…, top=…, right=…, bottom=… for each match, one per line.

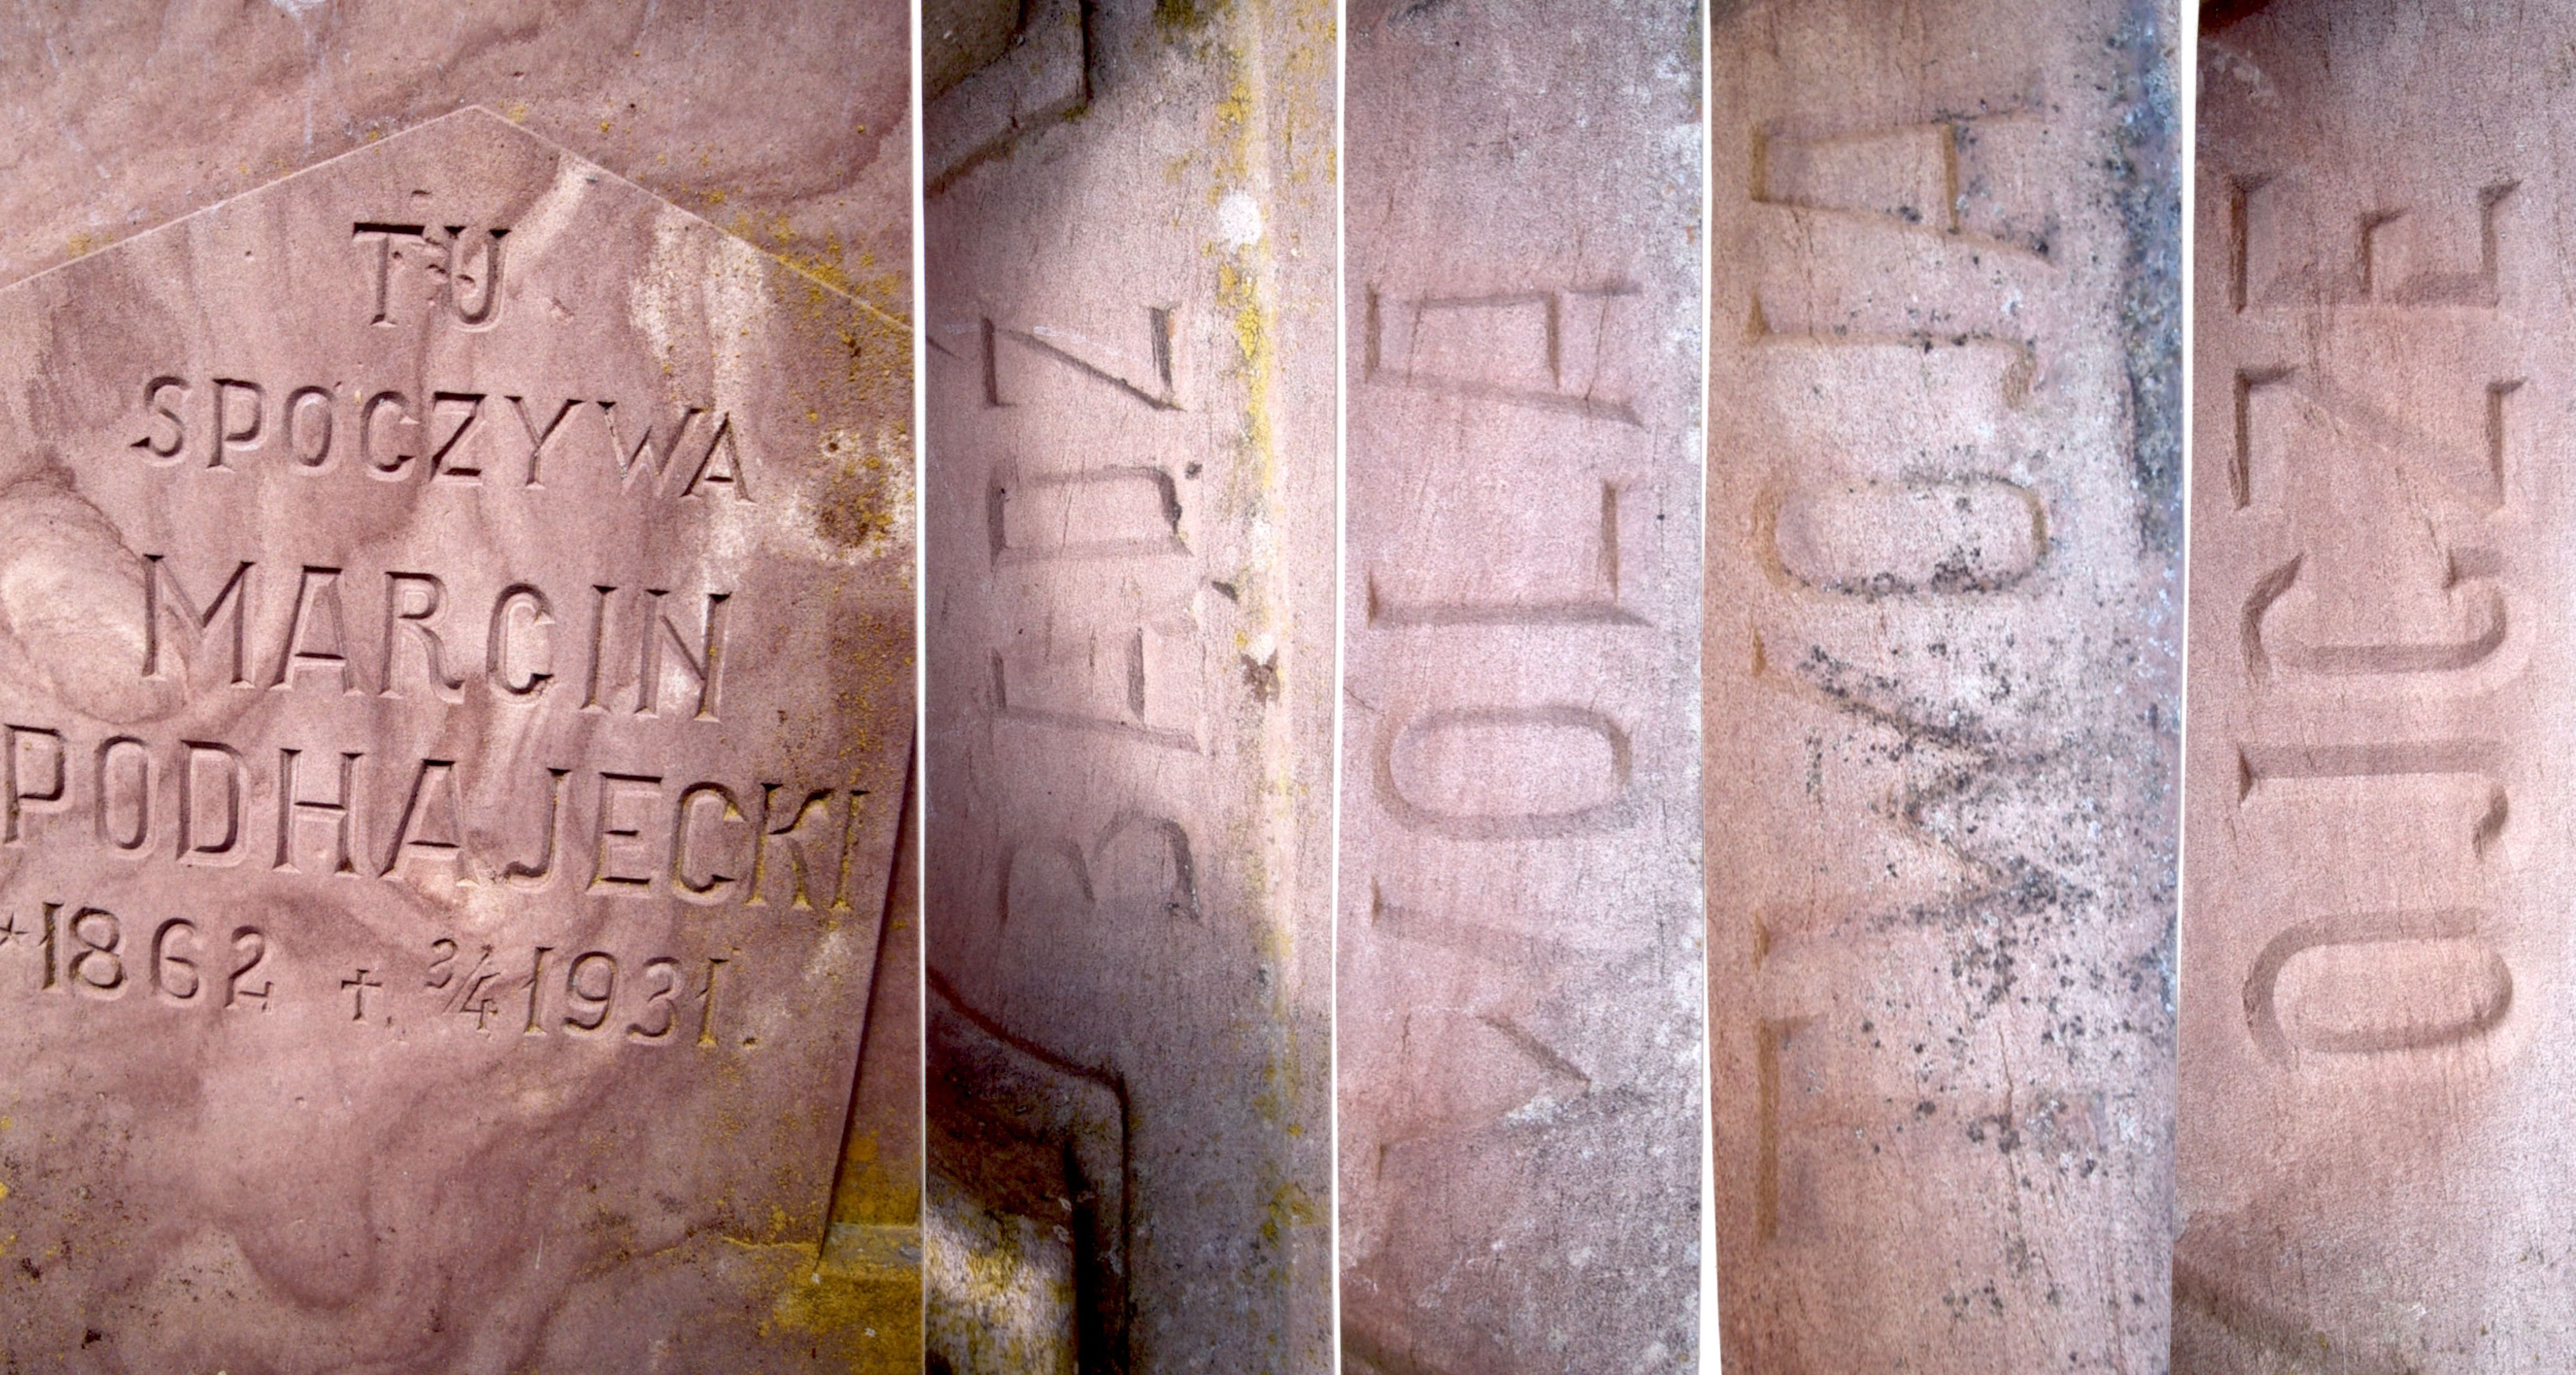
left=0, top=0, right=928, bottom=1313
left=0, top=108, right=914, bottom=1370
left=1706, top=1, right=2182, bottom=1368
left=1339, top=3, right=1706, bottom=1371
left=2181, top=1, right=2576, bottom=1366
left=0, top=2, right=911, bottom=325
left=921, top=1, right=1337, bottom=1370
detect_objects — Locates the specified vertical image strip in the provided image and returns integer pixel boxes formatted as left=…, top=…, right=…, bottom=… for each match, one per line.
left=1338, top=3, right=1707, bottom=1372
left=919, top=0, right=1340, bottom=1370
left=2180, top=3, right=2569, bottom=1368
left=1705, top=0, right=2184, bottom=1369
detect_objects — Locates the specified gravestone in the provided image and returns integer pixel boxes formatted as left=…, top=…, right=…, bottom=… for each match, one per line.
left=1339, top=3, right=1705, bottom=1371
left=1706, top=0, right=2181, bottom=1368
left=0, top=108, right=915, bottom=1369
left=2182, top=2, right=2576, bottom=1365
left=921, top=1, right=1337, bottom=1370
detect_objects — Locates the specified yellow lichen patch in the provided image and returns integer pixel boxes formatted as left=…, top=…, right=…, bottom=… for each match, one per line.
left=1260, top=1180, right=1320, bottom=1246
left=710, top=1230, right=923, bottom=1373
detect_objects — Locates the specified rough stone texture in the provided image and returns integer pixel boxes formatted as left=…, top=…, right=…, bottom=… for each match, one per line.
left=0, top=110, right=914, bottom=1369
left=1705, top=1, right=2181, bottom=1369
left=2181, top=2, right=2576, bottom=1366
left=1338, top=3, right=1704, bottom=1371
left=921, top=1, right=1336, bottom=1370
left=0, top=0, right=925, bottom=1315
left=0, top=1, right=910, bottom=324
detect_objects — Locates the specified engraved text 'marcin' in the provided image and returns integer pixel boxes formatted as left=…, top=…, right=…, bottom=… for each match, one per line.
left=138, top=558, right=732, bottom=718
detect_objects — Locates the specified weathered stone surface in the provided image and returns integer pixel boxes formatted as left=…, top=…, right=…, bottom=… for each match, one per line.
left=1705, top=1, right=2181, bottom=1368
left=0, top=2, right=910, bottom=324
left=0, top=109, right=914, bottom=1369
left=2181, top=2, right=2575, bottom=1366
left=1338, top=4, right=1703, bottom=1371
left=922, top=1, right=1336, bottom=1370
left=0, top=2, right=926, bottom=1334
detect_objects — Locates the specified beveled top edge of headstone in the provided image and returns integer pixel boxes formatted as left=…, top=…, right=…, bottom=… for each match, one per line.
left=2, top=105, right=912, bottom=336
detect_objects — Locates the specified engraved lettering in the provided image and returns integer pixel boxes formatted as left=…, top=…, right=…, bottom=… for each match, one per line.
left=670, top=781, right=745, bottom=903
left=564, top=951, right=617, bottom=1033
left=226, top=926, right=270, bottom=1010
left=362, top=389, right=420, bottom=476
left=635, top=590, right=728, bottom=720
left=628, top=956, right=681, bottom=1041
left=1770, top=475, right=2048, bottom=596
left=66, top=907, right=123, bottom=996
left=486, top=583, right=555, bottom=697
left=144, top=555, right=254, bottom=684
left=679, top=413, right=751, bottom=500
left=501, top=766, right=571, bottom=889
left=590, top=772, right=663, bottom=892
left=598, top=401, right=705, bottom=490
left=441, top=225, right=506, bottom=326
left=1364, top=281, right=1642, bottom=424
left=133, top=375, right=188, bottom=463
left=989, top=464, right=1187, bottom=564
left=274, top=747, right=362, bottom=876
left=580, top=584, right=616, bottom=711
left=176, top=740, right=246, bottom=865
left=379, top=758, right=467, bottom=880
left=5, top=724, right=67, bottom=844
left=284, top=385, right=335, bottom=469
left=985, top=307, right=1185, bottom=411
left=2244, top=910, right=2512, bottom=1060
left=427, top=391, right=486, bottom=481
left=521, top=944, right=551, bottom=1036
left=268, top=565, right=358, bottom=694
left=152, top=918, right=201, bottom=1003
left=379, top=572, right=463, bottom=698
left=212, top=377, right=264, bottom=468
left=506, top=395, right=581, bottom=487
left=1377, top=705, right=1635, bottom=839
left=1368, top=479, right=1645, bottom=626
left=352, top=222, right=428, bottom=325
left=745, top=785, right=834, bottom=910
left=94, top=736, right=149, bottom=852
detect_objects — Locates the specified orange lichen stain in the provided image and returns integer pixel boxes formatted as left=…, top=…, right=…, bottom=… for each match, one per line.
left=0, top=1181, right=12, bottom=1202
left=505, top=101, right=530, bottom=123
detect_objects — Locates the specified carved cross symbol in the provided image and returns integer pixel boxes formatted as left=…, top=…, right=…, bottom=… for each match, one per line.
left=0, top=911, right=24, bottom=952
left=342, top=967, right=384, bottom=1023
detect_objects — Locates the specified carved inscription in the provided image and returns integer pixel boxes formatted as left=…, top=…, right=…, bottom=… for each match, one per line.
left=0, top=108, right=913, bottom=1369
left=131, top=376, right=752, bottom=497
left=2223, top=173, right=2527, bottom=1062
left=2178, top=21, right=2576, bottom=1350
left=1710, top=8, right=2178, bottom=1366
left=1343, top=7, right=1704, bottom=1362
left=141, top=555, right=731, bottom=714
